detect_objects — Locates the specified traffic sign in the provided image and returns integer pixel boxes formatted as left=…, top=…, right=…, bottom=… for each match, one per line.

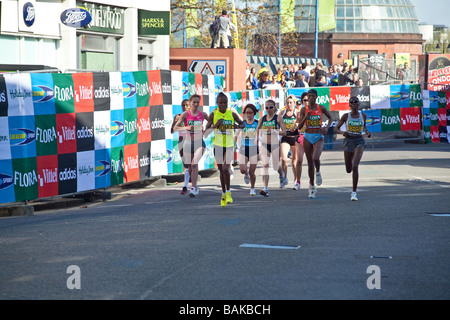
left=188, top=60, right=226, bottom=77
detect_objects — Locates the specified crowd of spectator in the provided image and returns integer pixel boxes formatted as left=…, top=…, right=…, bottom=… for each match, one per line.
left=246, top=61, right=370, bottom=90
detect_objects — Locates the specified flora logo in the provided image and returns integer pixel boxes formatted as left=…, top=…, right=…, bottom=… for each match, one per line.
left=36, top=127, right=57, bottom=143
left=381, top=115, right=400, bottom=125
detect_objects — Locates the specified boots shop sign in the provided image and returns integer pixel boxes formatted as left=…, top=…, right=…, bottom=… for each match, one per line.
left=60, top=7, right=92, bottom=28
left=77, top=2, right=125, bottom=34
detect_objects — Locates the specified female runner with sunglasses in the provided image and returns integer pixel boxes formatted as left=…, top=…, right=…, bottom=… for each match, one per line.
left=293, top=92, right=308, bottom=190
left=297, top=89, right=332, bottom=198
left=256, top=99, right=286, bottom=197
left=236, top=103, right=259, bottom=196
left=334, top=96, right=371, bottom=201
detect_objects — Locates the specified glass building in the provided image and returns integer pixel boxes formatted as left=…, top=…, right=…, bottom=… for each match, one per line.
left=297, top=0, right=420, bottom=34
left=255, top=0, right=424, bottom=73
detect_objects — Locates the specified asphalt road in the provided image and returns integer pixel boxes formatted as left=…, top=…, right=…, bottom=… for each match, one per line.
left=1, top=142, right=449, bottom=304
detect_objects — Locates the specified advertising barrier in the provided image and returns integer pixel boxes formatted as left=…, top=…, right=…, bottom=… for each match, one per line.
left=0, top=70, right=223, bottom=204
left=1, top=69, right=449, bottom=205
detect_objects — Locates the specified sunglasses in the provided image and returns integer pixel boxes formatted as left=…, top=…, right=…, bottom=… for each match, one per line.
left=265, top=106, right=274, bottom=110
left=302, top=99, right=308, bottom=102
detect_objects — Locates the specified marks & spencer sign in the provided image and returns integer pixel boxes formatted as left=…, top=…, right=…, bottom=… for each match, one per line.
left=138, top=10, right=170, bottom=36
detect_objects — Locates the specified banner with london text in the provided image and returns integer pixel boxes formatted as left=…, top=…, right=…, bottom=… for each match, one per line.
left=0, top=70, right=223, bottom=204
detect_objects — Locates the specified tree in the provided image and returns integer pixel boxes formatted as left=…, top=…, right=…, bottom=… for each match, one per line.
left=170, top=0, right=303, bottom=55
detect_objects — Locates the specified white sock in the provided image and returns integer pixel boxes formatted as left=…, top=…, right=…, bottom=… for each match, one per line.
left=184, top=169, right=190, bottom=187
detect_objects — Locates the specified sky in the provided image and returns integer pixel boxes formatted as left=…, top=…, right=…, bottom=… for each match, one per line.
left=410, top=0, right=449, bottom=26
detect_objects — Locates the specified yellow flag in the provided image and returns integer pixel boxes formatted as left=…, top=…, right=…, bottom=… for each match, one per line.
left=318, top=0, right=336, bottom=32
left=231, top=0, right=239, bottom=48
left=281, top=0, right=296, bottom=34
left=186, top=0, right=201, bottom=38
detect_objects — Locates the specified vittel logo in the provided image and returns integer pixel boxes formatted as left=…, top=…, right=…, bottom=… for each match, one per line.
left=334, top=94, right=349, bottom=104
left=60, top=126, right=76, bottom=142
left=438, top=113, right=447, bottom=122
left=404, top=114, right=420, bottom=124
left=140, top=118, right=151, bottom=131
left=431, top=131, right=439, bottom=139
left=127, top=156, right=139, bottom=170
left=14, top=170, right=38, bottom=187
left=195, top=83, right=203, bottom=96
left=151, top=118, right=165, bottom=129
left=94, top=86, right=110, bottom=99
left=40, top=168, right=58, bottom=185
left=76, top=85, right=93, bottom=102
left=381, top=115, right=400, bottom=125
left=54, top=85, right=74, bottom=102
left=36, top=127, right=57, bottom=144
left=151, top=82, right=162, bottom=96
left=59, top=168, right=76, bottom=181
left=77, top=126, right=94, bottom=139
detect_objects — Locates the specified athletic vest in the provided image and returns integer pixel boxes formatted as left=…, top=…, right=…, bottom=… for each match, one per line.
left=282, top=109, right=298, bottom=136
left=261, top=114, right=279, bottom=133
left=213, top=109, right=235, bottom=147
left=242, top=119, right=258, bottom=147
left=185, top=110, right=204, bottom=139
left=345, top=111, right=364, bottom=137
left=305, top=106, right=322, bottom=130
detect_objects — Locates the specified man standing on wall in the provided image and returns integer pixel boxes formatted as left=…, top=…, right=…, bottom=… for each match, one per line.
left=213, top=10, right=236, bottom=49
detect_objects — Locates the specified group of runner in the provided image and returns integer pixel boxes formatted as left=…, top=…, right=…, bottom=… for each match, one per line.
left=172, top=89, right=371, bottom=206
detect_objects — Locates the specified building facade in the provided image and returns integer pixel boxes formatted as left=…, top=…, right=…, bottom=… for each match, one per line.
left=255, top=0, right=424, bottom=77
left=0, top=0, right=170, bottom=72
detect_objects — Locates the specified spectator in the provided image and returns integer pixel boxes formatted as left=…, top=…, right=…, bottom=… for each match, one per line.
left=257, top=62, right=269, bottom=79
left=213, top=10, right=236, bottom=49
left=401, top=62, right=412, bottom=81
left=315, top=75, right=327, bottom=87
left=294, top=73, right=306, bottom=87
left=246, top=67, right=258, bottom=90
left=279, top=73, right=287, bottom=88
left=258, top=71, right=272, bottom=89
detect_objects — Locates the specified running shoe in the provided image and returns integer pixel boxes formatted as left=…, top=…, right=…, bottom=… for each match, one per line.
left=351, top=192, right=358, bottom=201
left=316, top=171, right=322, bottom=186
left=220, top=195, right=227, bottom=207
left=279, top=176, right=289, bottom=189
left=181, top=186, right=188, bottom=195
left=244, top=173, right=250, bottom=184
left=260, top=189, right=270, bottom=197
left=226, top=191, right=233, bottom=204
left=292, top=181, right=300, bottom=190
left=189, top=187, right=196, bottom=197
left=250, top=189, right=256, bottom=196
left=308, top=184, right=316, bottom=199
